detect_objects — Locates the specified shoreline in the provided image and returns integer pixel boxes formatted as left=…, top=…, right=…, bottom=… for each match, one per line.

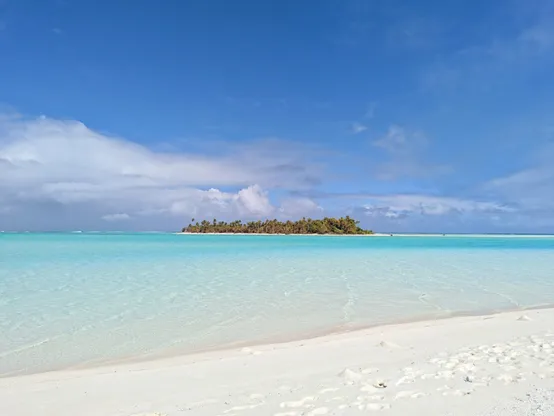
left=62, top=303, right=554, bottom=375
left=3, top=307, right=554, bottom=415
left=176, top=232, right=378, bottom=236
left=175, top=232, right=554, bottom=238
left=2, top=232, right=553, bottom=238
left=4, top=303, right=554, bottom=379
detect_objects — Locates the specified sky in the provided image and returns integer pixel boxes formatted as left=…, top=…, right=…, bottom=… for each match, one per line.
left=1, top=0, right=553, bottom=233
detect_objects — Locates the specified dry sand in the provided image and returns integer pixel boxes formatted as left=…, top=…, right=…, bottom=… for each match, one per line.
left=2, top=309, right=554, bottom=415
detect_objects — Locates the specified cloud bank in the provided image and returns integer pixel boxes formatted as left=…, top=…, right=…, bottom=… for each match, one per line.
left=0, top=116, right=321, bottom=230
left=1, top=114, right=552, bottom=233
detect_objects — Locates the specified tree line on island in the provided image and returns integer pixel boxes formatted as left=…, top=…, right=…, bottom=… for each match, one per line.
left=181, top=216, right=373, bottom=235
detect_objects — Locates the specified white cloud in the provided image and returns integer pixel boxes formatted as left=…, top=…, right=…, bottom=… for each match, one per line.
left=0, top=116, right=319, bottom=190
left=351, top=122, right=367, bottom=134
left=102, top=213, right=130, bottom=222
left=421, top=6, right=554, bottom=92
left=373, top=125, right=418, bottom=152
left=364, top=102, right=376, bottom=119
left=362, top=194, right=513, bottom=219
left=0, top=115, right=322, bottom=229
left=235, top=185, right=273, bottom=216
left=484, top=143, right=554, bottom=212
left=336, top=192, right=520, bottom=233
left=386, top=16, right=445, bottom=51
left=166, top=185, right=274, bottom=218
left=498, top=16, right=554, bottom=58
left=362, top=205, right=406, bottom=220
left=519, top=23, right=554, bottom=51
left=371, top=125, right=450, bottom=179
left=279, top=197, right=322, bottom=217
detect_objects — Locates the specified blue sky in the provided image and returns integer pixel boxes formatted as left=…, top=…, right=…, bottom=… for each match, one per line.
left=1, top=0, right=553, bottom=232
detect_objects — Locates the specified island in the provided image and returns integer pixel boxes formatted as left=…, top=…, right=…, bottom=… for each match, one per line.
left=181, top=216, right=373, bottom=235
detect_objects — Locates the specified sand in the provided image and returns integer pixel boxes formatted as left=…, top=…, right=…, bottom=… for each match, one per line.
left=175, top=232, right=554, bottom=238
left=2, top=309, right=554, bottom=415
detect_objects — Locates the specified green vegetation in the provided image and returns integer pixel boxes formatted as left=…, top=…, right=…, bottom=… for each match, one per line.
left=181, top=216, right=373, bottom=235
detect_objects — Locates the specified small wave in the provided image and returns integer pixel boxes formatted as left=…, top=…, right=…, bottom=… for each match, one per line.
left=0, top=337, right=56, bottom=359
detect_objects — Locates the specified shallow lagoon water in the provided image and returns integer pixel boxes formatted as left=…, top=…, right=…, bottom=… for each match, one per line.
left=1, top=233, right=553, bottom=375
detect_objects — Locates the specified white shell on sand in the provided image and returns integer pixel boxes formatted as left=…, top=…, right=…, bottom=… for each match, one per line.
left=517, top=314, right=532, bottom=321
left=338, top=368, right=363, bottom=384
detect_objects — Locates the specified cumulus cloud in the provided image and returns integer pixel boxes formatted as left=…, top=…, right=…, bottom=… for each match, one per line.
left=0, top=115, right=322, bottom=230
left=279, top=197, right=322, bottom=218
left=168, top=185, right=276, bottom=218
left=235, top=185, right=274, bottom=216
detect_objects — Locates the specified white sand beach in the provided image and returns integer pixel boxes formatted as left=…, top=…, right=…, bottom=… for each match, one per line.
left=2, top=309, right=554, bottom=415
left=175, top=232, right=554, bottom=238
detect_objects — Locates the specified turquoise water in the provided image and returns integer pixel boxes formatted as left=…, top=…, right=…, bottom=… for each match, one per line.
left=1, top=233, right=554, bottom=376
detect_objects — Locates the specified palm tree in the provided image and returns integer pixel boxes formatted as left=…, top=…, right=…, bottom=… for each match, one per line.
left=181, top=216, right=372, bottom=234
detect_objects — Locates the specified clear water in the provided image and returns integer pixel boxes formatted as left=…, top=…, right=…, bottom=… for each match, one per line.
left=1, top=233, right=554, bottom=376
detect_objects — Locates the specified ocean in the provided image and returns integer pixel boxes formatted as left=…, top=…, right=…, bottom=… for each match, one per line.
left=1, top=233, right=554, bottom=376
